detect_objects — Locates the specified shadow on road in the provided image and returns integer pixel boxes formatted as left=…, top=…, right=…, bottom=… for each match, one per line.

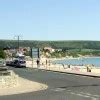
left=58, top=84, right=100, bottom=89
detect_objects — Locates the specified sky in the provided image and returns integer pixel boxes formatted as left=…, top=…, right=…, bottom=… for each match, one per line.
left=0, top=0, right=100, bottom=40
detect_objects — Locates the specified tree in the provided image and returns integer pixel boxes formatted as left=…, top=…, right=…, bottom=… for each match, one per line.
left=0, top=49, right=6, bottom=59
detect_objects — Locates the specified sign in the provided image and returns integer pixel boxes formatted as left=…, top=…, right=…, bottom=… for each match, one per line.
left=31, top=48, right=40, bottom=58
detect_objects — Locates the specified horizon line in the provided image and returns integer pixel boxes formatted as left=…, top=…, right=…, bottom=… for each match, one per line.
left=0, top=39, right=100, bottom=42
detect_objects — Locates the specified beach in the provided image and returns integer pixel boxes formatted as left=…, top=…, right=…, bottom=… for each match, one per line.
left=26, top=57, right=100, bottom=74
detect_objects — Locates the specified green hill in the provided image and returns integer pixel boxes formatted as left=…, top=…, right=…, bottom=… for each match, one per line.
left=0, top=40, right=100, bottom=50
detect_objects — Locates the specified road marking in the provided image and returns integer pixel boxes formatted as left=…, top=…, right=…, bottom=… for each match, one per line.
left=69, top=92, right=99, bottom=99
left=51, top=88, right=99, bottom=99
left=66, top=90, right=100, bottom=99
left=52, top=88, right=100, bottom=99
left=51, top=88, right=100, bottom=99
left=80, top=92, right=100, bottom=98
left=51, top=88, right=66, bottom=92
left=70, top=92, right=91, bottom=98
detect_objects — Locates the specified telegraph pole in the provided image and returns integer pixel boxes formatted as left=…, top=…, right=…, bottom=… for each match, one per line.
left=17, top=35, right=20, bottom=50
left=14, top=35, right=22, bottom=50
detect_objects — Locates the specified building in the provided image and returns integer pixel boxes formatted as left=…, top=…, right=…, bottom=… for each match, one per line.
left=44, top=47, right=55, bottom=53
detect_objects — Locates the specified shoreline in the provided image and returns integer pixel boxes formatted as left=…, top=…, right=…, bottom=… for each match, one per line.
left=48, top=56, right=100, bottom=66
left=48, top=56, right=100, bottom=61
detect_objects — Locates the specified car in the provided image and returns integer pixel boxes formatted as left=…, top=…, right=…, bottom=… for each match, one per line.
left=0, top=59, right=6, bottom=67
left=6, top=60, right=14, bottom=66
left=6, top=59, right=26, bottom=68
left=15, top=60, right=26, bottom=68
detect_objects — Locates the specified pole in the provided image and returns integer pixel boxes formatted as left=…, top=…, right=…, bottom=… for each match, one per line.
left=38, top=48, right=40, bottom=58
left=32, top=56, right=33, bottom=68
left=18, top=35, right=19, bottom=50
left=38, top=48, right=40, bottom=68
left=31, top=48, right=33, bottom=68
left=14, top=35, right=21, bottom=50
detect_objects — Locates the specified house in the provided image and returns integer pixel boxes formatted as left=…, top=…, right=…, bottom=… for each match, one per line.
left=44, top=47, right=55, bottom=53
left=55, top=49, right=62, bottom=52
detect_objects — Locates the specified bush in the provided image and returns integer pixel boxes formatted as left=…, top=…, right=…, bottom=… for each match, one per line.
left=0, top=49, right=6, bottom=59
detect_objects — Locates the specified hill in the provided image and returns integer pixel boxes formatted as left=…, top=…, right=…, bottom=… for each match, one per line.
left=0, top=40, right=100, bottom=50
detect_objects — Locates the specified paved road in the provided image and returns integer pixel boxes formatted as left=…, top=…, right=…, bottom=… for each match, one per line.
left=0, top=67, right=100, bottom=100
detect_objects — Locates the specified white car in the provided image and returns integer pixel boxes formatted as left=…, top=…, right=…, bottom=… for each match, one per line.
left=0, top=59, right=6, bottom=67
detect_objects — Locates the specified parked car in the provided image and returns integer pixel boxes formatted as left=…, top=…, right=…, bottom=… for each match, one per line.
left=6, top=60, right=14, bottom=66
left=0, top=59, right=6, bottom=67
left=15, top=60, right=26, bottom=68
left=6, top=59, right=26, bottom=68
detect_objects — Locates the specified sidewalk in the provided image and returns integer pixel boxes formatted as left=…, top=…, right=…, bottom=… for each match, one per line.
left=0, top=77, right=48, bottom=96
left=44, top=68, right=100, bottom=78
left=32, top=65, right=100, bottom=78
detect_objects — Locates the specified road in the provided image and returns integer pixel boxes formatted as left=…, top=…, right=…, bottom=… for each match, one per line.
left=0, top=67, right=100, bottom=100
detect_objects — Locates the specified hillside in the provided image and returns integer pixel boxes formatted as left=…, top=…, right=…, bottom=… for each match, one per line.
left=0, top=40, right=100, bottom=50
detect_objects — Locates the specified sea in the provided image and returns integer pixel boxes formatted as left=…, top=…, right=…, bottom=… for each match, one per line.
left=53, top=57, right=100, bottom=67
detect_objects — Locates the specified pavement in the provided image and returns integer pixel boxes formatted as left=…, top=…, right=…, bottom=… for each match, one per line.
left=0, top=67, right=100, bottom=100
left=46, top=68, right=100, bottom=78
left=0, top=76, right=48, bottom=96
left=37, top=65, right=100, bottom=78
left=26, top=59, right=100, bottom=78
left=0, top=66, right=100, bottom=100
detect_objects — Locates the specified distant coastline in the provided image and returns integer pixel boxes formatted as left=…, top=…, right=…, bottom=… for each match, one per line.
left=48, top=56, right=100, bottom=67
left=48, top=56, right=100, bottom=61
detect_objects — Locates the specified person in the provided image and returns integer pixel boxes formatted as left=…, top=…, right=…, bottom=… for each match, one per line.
left=62, top=64, right=65, bottom=68
left=68, top=65, right=70, bottom=68
left=45, top=59, right=48, bottom=69
left=87, top=66, right=89, bottom=72
left=46, top=59, right=48, bottom=66
left=48, top=60, right=50, bottom=66
left=36, top=59, right=40, bottom=68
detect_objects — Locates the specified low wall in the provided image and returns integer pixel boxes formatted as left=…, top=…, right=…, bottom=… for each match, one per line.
left=0, top=70, right=18, bottom=88
left=90, top=68, right=100, bottom=73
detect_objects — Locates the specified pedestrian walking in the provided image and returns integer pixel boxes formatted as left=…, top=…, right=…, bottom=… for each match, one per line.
left=36, top=59, right=40, bottom=68
left=46, top=59, right=48, bottom=66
